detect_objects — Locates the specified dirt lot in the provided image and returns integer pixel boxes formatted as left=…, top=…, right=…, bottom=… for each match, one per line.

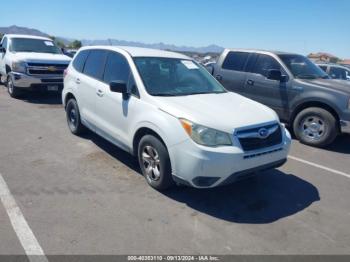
left=0, top=84, right=350, bottom=256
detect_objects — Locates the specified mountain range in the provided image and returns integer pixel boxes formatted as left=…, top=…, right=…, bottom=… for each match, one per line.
left=0, top=25, right=224, bottom=54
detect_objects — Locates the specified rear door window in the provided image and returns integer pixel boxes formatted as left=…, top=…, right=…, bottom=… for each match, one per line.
left=72, top=50, right=90, bottom=73
left=222, top=52, right=249, bottom=71
left=252, top=54, right=283, bottom=77
left=83, top=50, right=108, bottom=80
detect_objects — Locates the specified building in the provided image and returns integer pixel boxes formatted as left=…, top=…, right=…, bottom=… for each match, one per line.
left=308, top=52, right=339, bottom=63
left=339, top=59, right=350, bottom=68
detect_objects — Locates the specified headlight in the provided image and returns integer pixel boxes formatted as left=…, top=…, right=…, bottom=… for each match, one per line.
left=180, top=119, right=232, bottom=147
left=12, top=61, right=27, bottom=73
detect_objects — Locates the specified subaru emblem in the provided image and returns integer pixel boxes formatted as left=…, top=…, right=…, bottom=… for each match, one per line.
left=258, top=128, right=269, bottom=139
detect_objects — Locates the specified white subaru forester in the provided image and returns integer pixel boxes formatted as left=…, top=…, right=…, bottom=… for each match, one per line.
left=62, top=46, right=291, bottom=190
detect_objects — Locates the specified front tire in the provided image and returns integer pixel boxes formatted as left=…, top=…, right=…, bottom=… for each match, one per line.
left=66, top=99, right=86, bottom=135
left=138, top=135, right=174, bottom=191
left=293, top=107, right=338, bottom=147
left=7, top=75, right=21, bottom=98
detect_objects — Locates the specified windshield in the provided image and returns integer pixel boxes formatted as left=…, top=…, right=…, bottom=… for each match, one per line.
left=279, top=54, right=329, bottom=79
left=134, top=57, right=226, bottom=96
left=10, top=38, right=62, bottom=54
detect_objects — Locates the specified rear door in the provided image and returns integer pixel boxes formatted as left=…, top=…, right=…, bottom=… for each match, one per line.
left=244, top=54, right=290, bottom=119
left=215, top=51, right=250, bottom=94
left=78, top=49, right=108, bottom=129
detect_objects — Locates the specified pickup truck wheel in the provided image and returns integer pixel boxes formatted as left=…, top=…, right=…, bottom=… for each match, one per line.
left=138, top=135, right=174, bottom=191
left=293, top=107, right=337, bottom=147
left=66, top=99, right=86, bottom=135
left=7, top=75, right=21, bottom=98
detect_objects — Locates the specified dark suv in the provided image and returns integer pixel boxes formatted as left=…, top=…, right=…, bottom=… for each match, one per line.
left=212, top=49, right=350, bottom=147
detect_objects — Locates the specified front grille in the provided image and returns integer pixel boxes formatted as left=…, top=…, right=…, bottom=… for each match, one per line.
left=28, top=69, right=65, bottom=75
left=27, top=63, right=68, bottom=76
left=236, top=124, right=282, bottom=151
left=41, top=78, right=63, bottom=83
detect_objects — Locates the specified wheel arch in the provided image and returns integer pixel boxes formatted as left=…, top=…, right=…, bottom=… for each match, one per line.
left=64, top=92, right=76, bottom=109
left=5, top=64, right=11, bottom=74
left=132, top=127, right=168, bottom=156
left=290, top=101, right=340, bottom=130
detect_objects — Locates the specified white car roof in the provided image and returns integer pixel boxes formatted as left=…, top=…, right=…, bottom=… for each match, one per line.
left=80, top=45, right=191, bottom=59
left=4, top=34, right=52, bottom=41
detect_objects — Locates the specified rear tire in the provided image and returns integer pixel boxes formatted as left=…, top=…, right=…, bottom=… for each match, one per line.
left=66, top=98, right=86, bottom=135
left=7, top=75, right=22, bottom=98
left=293, top=107, right=338, bottom=147
left=138, top=135, right=174, bottom=191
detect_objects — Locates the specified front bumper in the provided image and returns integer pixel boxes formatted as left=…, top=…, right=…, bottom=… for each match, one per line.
left=9, top=72, right=63, bottom=91
left=340, top=120, right=350, bottom=134
left=168, top=128, right=291, bottom=188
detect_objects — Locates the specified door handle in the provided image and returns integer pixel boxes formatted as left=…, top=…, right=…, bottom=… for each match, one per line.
left=246, top=79, right=254, bottom=86
left=75, top=78, right=81, bottom=84
left=96, top=89, right=104, bottom=97
left=216, top=75, right=222, bottom=81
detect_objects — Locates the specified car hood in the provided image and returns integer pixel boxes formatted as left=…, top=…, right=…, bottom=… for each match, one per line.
left=299, top=79, right=350, bottom=95
left=11, top=52, right=71, bottom=64
left=154, top=92, right=279, bottom=133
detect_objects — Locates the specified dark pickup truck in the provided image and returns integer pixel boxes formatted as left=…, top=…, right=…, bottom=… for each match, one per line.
left=212, top=49, right=350, bottom=147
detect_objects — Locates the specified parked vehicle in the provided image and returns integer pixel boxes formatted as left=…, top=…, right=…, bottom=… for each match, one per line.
left=212, top=49, right=350, bottom=147
left=204, top=61, right=216, bottom=74
left=62, top=46, right=291, bottom=190
left=317, top=63, right=350, bottom=81
left=0, top=34, right=71, bottom=98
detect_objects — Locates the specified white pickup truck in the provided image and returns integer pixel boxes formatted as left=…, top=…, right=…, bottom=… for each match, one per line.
left=0, top=34, right=71, bottom=98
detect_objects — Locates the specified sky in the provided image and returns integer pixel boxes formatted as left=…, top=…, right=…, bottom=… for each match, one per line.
left=1, top=0, right=349, bottom=58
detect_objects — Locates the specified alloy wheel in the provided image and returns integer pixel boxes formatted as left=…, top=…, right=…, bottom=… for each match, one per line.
left=142, top=145, right=161, bottom=182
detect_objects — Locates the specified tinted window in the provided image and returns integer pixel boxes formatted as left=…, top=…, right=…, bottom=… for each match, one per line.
left=222, top=52, right=249, bottom=71
left=72, top=50, right=90, bottom=73
left=253, top=54, right=283, bottom=77
left=103, top=52, right=130, bottom=83
left=245, top=53, right=258, bottom=73
left=83, top=50, right=107, bottom=80
left=329, top=67, right=347, bottom=80
left=319, top=65, right=328, bottom=72
left=1, top=37, right=8, bottom=49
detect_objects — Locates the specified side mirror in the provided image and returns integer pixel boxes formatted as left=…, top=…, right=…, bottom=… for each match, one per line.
left=109, top=81, right=129, bottom=98
left=0, top=46, right=5, bottom=53
left=267, top=69, right=288, bottom=82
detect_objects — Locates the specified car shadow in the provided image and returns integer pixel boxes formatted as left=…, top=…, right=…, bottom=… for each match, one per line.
left=321, top=134, right=350, bottom=154
left=162, top=170, right=320, bottom=223
left=21, top=92, right=62, bottom=105
left=80, top=131, right=141, bottom=174
left=80, top=131, right=320, bottom=224
left=286, top=126, right=350, bottom=154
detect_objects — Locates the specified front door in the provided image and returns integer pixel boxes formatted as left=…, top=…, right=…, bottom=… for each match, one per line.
left=94, top=51, right=140, bottom=150
left=243, top=54, right=290, bottom=120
